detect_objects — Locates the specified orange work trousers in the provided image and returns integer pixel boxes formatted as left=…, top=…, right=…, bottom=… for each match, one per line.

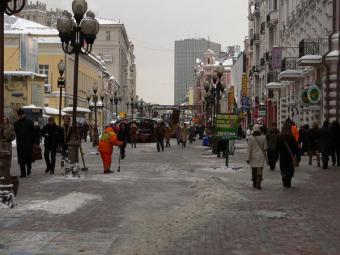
left=100, top=152, right=112, bottom=171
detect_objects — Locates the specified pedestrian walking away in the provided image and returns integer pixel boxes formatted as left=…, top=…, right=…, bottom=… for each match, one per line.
left=277, top=122, right=300, bottom=188
left=319, top=120, right=332, bottom=169
left=118, top=122, right=129, bottom=159
left=180, top=123, right=189, bottom=148
left=164, top=124, right=171, bottom=147
left=247, top=124, right=267, bottom=189
left=14, top=109, right=36, bottom=178
left=308, top=122, right=320, bottom=167
left=155, top=122, right=165, bottom=152
left=130, top=121, right=138, bottom=148
left=41, top=117, right=61, bottom=174
left=98, top=126, right=123, bottom=174
left=83, top=121, right=89, bottom=142
left=266, top=123, right=280, bottom=170
left=175, top=124, right=181, bottom=145
left=330, top=120, right=340, bottom=166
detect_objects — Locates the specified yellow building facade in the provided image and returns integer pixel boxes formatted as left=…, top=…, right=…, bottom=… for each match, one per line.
left=4, top=17, right=111, bottom=128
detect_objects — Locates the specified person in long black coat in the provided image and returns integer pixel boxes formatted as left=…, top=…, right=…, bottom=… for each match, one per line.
left=277, top=122, right=300, bottom=188
left=319, top=121, right=332, bottom=169
left=42, top=117, right=61, bottom=174
left=14, top=109, right=35, bottom=178
left=117, top=122, right=129, bottom=159
left=330, top=121, right=340, bottom=166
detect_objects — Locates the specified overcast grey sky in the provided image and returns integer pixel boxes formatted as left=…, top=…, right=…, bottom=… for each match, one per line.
left=41, top=0, right=248, bottom=104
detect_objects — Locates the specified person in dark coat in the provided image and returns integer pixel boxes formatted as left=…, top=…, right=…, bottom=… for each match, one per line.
left=277, top=122, right=300, bottom=188
left=330, top=121, right=340, bottom=166
left=117, top=122, right=128, bottom=159
left=319, top=121, right=332, bottom=169
left=41, top=117, right=61, bottom=174
left=33, top=122, right=42, bottom=145
left=60, top=116, right=72, bottom=158
left=155, top=122, right=165, bottom=152
left=308, top=122, right=320, bottom=166
left=299, top=124, right=310, bottom=156
left=14, top=109, right=35, bottom=178
left=266, top=123, right=280, bottom=170
left=83, top=121, right=89, bottom=142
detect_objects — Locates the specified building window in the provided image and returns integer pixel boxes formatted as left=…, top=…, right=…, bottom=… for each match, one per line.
left=39, top=64, right=49, bottom=84
left=106, top=31, right=111, bottom=41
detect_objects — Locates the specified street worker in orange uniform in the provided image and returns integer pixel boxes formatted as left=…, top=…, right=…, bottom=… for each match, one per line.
left=98, top=126, right=123, bottom=174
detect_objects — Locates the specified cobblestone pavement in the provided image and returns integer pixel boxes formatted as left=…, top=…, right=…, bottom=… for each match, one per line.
left=1, top=140, right=340, bottom=255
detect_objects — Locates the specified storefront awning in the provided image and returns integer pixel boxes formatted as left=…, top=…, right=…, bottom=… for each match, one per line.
left=266, top=82, right=281, bottom=89
left=44, top=107, right=66, bottom=116
left=62, top=107, right=91, bottom=113
left=297, top=55, right=322, bottom=66
left=278, top=70, right=303, bottom=81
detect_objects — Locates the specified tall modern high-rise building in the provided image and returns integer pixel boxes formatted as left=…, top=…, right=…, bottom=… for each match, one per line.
left=174, top=38, right=221, bottom=105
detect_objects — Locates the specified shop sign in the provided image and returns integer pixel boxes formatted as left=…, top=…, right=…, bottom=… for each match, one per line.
left=241, top=73, right=248, bottom=96
left=259, top=104, right=266, bottom=117
left=301, top=88, right=309, bottom=104
left=307, top=85, right=321, bottom=104
left=241, top=96, right=249, bottom=112
left=214, top=114, right=239, bottom=140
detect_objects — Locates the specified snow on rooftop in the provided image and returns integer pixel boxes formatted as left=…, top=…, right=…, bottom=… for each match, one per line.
left=4, top=71, right=46, bottom=78
left=96, top=17, right=120, bottom=25
left=223, top=58, right=233, bottom=66
left=37, top=37, right=61, bottom=44
left=4, top=14, right=58, bottom=36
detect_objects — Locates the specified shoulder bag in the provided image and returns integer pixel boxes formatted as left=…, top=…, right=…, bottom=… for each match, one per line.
left=283, top=139, right=298, bottom=168
left=254, top=136, right=268, bottom=165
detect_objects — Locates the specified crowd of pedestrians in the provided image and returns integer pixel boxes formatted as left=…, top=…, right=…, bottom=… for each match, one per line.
left=247, top=118, right=340, bottom=190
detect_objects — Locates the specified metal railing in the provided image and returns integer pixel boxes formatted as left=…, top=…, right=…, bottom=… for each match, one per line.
left=281, top=57, right=301, bottom=71
left=298, top=38, right=329, bottom=58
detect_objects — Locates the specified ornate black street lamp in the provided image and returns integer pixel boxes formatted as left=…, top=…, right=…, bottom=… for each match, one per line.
left=57, top=59, right=66, bottom=127
left=0, top=0, right=26, bottom=183
left=87, top=84, right=104, bottom=147
left=57, top=0, right=99, bottom=163
left=111, top=84, right=120, bottom=120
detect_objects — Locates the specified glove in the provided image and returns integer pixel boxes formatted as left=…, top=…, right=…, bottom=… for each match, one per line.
left=246, top=160, right=250, bottom=164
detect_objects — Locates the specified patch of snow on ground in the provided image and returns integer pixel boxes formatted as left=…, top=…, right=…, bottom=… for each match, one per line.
left=256, top=210, right=288, bottom=219
left=24, top=192, right=101, bottom=215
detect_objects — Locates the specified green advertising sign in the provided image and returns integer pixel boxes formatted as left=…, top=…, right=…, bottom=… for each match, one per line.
left=307, top=85, right=321, bottom=104
left=214, top=114, right=239, bottom=140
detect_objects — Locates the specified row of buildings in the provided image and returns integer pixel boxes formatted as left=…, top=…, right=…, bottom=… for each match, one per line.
left=174, top=38, right=242, bottom=125
left=245, top=0, right=339, bottom=129
left=175, top=0, right=340, bottom=130
left=4, top=1, right=137, bottom=127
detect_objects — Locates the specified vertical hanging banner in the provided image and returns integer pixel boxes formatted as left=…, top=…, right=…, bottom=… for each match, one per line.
left=241, top=73, right=248, bottom=96
left=272, top=47, right=283, bottom=69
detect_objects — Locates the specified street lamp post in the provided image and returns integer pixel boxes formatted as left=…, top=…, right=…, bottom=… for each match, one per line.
left=215, top=63, right=225, bottom=114
left=0, top=0, right=26, bottom=183
left=86, top=85, right=104, bottom=147
left=112, top=84, right=119, bottom=120
left=57, top=0, right=99, bottom=163
left=57, top=60, right=66, bottom=127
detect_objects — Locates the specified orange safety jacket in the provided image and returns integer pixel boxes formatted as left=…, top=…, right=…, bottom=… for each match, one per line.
left=98, top=127, right=122, bottom=154
left=291, top=125, right=299, bottom=143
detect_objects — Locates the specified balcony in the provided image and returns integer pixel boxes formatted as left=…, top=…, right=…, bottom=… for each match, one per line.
left=298, top=39, right=329, bottom=66
left=279, top=57, right=303, bottom=81
left=281, top=57, right=299, bottom=71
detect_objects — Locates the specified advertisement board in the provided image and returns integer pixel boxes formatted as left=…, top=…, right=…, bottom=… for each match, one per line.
left=214, top=114, right=239, bottom=140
